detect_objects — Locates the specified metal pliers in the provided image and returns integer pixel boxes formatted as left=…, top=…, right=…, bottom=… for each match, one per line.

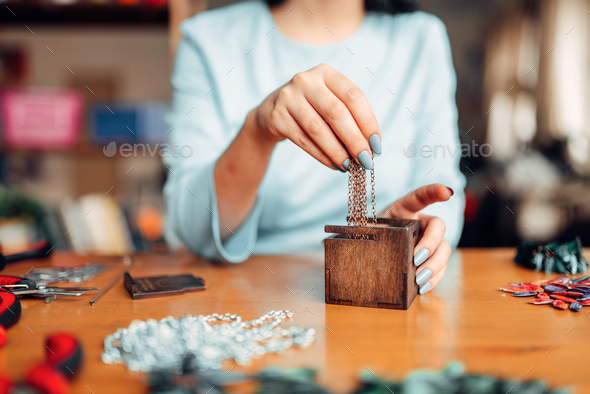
left=0, top=275, right=98, bottom=296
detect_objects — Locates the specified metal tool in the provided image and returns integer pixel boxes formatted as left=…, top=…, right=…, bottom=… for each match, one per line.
left=89, top=273, right=123, bottom=305
left=6, top=288, right=98, bottom=296
left=45, top=260, right=123, bottom=303
left=0, top=275, right=98, bottom=297
left=90, top=257, right=138, bottom=305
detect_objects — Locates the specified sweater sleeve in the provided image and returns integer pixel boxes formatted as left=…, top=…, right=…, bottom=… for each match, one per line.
left=411, top=16, right=466, bottom=249
left=163, top=21, right=264, bottom=263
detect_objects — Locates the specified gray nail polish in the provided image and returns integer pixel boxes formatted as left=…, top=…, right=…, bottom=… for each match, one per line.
left=357, top=150, right=373, bottom=170
left=369, top=134, right=382, bottom=157
left=343, top=158, right=350, bottom=170
left=419, top=281, right=432, bottom=295
left=414, top=248, right=430, bottom=266
left=333, top=163, right=346, bottom=173
left=416, top=268, right=432, bottom=285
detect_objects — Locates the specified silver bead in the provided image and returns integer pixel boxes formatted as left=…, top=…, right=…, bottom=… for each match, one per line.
left=101, top=310, right=315, bottom=372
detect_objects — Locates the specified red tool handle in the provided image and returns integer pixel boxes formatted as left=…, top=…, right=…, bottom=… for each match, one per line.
left=0, top=275, right=36, bottom=290
left=0, top=291, right=21, bottom=329
left=45, top=334, right=83, bottom=377
left=0, top=276, right=21, bottom=286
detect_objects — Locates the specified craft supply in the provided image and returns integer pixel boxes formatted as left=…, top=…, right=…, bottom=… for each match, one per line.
left=0, top=332, right=81, bottom=392
left=514, top=236, right=587, bottom=275
left=25, top=263, right=105, bottom=287
left=25, top=363, right=70, bottom=394
left=89, top=257, right=137, bottom=306
left=356, top=363, right=567, bottom=394
left=0, top=291, right=21, bottom=328
left=499, top=275, right=590, bottom=312
left=0, top=275, right=98, bottom=297
left=149, top=355, right=245, bottom=394
left=325, top=157, right=421, bottom=310
left=45, top=334, right=83, bottom=376
left=102, top=310, right=315, bottom=372
left=14, top=332, right=82, bottom=394
left=347, top=159, right=377, bottom=232
left=148, top=362, right=567, bottom=394
left=124, top=272, right=205, bottom=300
left=46, top=260, right=126, bottom=304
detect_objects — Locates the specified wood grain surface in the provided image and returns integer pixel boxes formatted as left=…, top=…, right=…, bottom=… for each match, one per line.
left=325, top=218, right=421, bottom=309
left=1, top=249, right=587, bottom=393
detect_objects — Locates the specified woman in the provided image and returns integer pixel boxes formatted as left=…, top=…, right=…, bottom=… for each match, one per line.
left=164, top=0, right=465, bottom=295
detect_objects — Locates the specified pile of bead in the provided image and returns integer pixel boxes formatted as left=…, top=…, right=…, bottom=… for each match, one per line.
left=102, top=310, right=315, bottom=372
left=499, top=275, right=590, bottom=312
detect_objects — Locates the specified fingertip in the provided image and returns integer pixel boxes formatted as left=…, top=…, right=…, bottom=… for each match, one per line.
left=369, top=134, right=382, bottom=157
left=357, top=150, right=373, bottom=170
left=419, top=281, right=432, bottom=295
left=332, top=163, right=346, bottom=173
left=430, top=184, right=452, bottom=202
left=413, top=248, right=430, bottom=266
left=343, top=158, right=350, bottom=170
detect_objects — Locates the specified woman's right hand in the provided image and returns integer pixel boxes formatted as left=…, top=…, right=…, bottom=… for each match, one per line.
left=253, top=63, right=382, bottom=171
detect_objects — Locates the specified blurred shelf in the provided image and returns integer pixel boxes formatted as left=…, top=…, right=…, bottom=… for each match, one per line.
left=1, top=145, right=112, bottom=158
left=0, top=142, right=167, bottom=159
left=0, top=3, right=168, bottom=26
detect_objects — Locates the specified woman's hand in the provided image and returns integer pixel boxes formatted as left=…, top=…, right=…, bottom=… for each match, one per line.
left=378, top=184, right=454, bottom=295
left=253, top=63, right=382, bottom=171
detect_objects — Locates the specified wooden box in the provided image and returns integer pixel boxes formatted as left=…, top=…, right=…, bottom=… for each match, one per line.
left=324, top=218, right=421, bottom=310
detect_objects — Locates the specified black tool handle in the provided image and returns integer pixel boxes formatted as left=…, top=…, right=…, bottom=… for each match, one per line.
left=0, top=290, right=21, bottom=328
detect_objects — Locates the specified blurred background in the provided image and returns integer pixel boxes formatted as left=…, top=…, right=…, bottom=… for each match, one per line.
left=0, top=0, right=589, bottom=255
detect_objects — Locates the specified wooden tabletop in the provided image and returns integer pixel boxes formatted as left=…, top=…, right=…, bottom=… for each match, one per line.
left=2, top=249, right=587, bottom=393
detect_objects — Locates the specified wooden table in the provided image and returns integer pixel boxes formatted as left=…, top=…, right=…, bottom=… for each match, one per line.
left=2, top=249, right=587, bottom=393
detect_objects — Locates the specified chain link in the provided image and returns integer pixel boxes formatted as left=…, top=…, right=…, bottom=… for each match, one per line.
left=347, top=156, right=376, bottom=239
left=371, top=164, right=377, bottom=226
left=101, top=310, right=315, bottom=372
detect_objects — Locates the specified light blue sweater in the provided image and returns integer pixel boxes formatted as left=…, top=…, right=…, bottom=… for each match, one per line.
left=164, top=1, right=466, bottom=262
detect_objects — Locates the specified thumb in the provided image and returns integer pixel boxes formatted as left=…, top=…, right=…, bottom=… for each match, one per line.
left=394, top=184, right=453, bottom=214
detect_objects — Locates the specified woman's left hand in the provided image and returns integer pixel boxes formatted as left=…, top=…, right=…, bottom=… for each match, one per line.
left=378, top=183, right=454, bottom=295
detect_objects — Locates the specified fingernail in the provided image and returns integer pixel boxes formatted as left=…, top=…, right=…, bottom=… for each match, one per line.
left=414, top=248, right=430, bottom=266
left=333, top=163, right=346, bottom=173
left=419, top=281, right=432, bottom=295
left=343, top=158, right=350, bottom=170
left=416, top=268, right=432, bottom=285
left=369, top=134, right=382, bottom=157
left=446, top=186, right=454, bottom=196
left=357, top=150, right=373, bottom=170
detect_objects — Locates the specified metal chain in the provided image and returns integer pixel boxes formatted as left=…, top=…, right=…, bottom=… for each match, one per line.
left=347, top=156, right=376, bottom=239
left=371, top=164, right=377, bottom=226
left=102, top=310, right=315, bottom=372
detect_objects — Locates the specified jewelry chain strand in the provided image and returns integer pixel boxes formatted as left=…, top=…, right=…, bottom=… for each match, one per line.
left=347, top=157, right=376, bottom=239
